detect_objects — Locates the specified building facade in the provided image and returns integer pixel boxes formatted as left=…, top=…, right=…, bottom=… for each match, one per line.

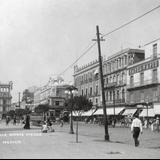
left=74, top=60, right=102, bottom=108
left=0, top=82, right=13, bottom=118
left=33, top=77, right=70, bottom=117
left=127, top=40, right=160, bottom=114
left=103, top=48, right=145, bottom=111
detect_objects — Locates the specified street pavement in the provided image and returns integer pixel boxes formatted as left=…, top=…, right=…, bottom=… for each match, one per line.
left=0, top=121, right=160, bottom=159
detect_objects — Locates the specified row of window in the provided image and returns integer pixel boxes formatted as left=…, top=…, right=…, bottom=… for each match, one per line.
left=0, top=88, right=10, bottom=93
left=81, top=85, right=99, bottom=97
left=129, top=88, right=159, bottom=103
left=130, top=69, right=158, bottom=87
left=103, top=55, right=128, bottom=74
left=105, top=89, right=126, bottom=102
left=75, top=70, right=99, bottom=86
left=0, top=99, right=11, bottom=105
left=104, top=71, right=126, bottom=86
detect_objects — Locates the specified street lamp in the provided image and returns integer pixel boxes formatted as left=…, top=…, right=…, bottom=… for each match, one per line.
left=65, top=86, right=78, bottom=134
left=113, top=90, right=116, bottom=128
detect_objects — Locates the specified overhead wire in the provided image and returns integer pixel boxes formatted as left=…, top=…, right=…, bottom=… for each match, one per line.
left=58, top=4, right=160, bottom=77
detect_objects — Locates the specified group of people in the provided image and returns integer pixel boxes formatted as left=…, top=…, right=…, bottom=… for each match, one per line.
left=5, top=114, right=31, bottom=129
left=41, top=117, right=55, bottom=133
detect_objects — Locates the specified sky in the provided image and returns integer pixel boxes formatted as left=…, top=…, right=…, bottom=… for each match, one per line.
left=0, top=0, right=160, bottom=102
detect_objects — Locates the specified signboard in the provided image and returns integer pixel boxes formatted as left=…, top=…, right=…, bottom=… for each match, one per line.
left=129, top=59, right=159, bottom=75
left=154, top=103, right=160, bottom=115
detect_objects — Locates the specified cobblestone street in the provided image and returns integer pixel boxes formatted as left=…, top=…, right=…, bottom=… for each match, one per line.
left=0, top=122, right=160, bottom=159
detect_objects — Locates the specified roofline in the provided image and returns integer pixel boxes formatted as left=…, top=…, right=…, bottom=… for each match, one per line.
left=107, top=48, right=144, bottom=61
left=144, top=38, right=160, bottom=46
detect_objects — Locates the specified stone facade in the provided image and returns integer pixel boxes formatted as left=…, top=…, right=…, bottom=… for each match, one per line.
left=127, top=40, right=160, bottom=111
left=0, top=82, right=13, bottom=118
left=74, top=60, right=102, bottom=107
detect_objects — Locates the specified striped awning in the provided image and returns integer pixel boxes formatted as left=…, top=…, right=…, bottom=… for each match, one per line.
left=94, top=107, right=125, bottom=116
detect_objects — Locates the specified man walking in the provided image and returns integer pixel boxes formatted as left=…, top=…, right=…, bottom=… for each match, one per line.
left=131, top=115, right=143, bottom=147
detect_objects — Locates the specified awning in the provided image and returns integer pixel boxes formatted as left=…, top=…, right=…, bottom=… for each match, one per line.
left=154, top=103, right=160, bottom=115
left=82, top=110, right=95, bottom=116
left=139, top=109, right=155, bottom=117
left=72, top=110, right=95, bottom=117
left=94, top=107, right=125, bottom=116
left=122, top=108, right=137, bottom=116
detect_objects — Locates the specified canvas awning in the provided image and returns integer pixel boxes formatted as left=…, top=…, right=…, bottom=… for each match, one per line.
left=81, top=110, right=95, bottom=116
left=122, top=108, right=137, bottom=117
left=72, top=110, right=95, bottom=117
left=139, top=109, right=155, bottom=117
left=94, top=107, right=125, bottom=116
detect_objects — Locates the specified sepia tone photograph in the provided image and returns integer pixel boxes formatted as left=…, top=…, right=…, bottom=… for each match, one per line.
left=0, top=0, right=160, bottom=159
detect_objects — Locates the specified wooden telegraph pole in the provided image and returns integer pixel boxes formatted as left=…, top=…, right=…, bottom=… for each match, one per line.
left=93, top=26, right=110, bottom=141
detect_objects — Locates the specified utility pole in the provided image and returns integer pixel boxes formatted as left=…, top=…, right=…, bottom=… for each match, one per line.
left=93, top=25, right=110, bottom=141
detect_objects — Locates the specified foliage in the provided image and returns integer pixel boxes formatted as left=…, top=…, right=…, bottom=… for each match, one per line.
left=15, top=108, right=30, bottom=117
left=34, top=104, right=49, bottom=114
left=65, top=96, right=93, bottom=114
left=22, top=89, right=34, bottom=104
left=7, top=110, right=15, bottom=118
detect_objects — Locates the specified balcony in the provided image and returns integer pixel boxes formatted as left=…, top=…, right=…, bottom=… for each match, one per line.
left=127, top=79, right=159, bottom=90
left=105, top=82, right=117, bottom=89
left=106, top=99, right=126, bottom=105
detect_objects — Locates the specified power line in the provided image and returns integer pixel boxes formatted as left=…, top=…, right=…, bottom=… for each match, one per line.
left=58, top=42, right=97, bottom=77
left=102, top=4, right=160, bottom=38
left=58, top=4, right=160, bottom=77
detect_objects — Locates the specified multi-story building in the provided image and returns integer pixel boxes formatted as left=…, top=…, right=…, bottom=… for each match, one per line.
left=103, top=48, right=145, bottom=113
left=74, top=59, right=102, bottom=108
left=33, top=77, right=70, bottom=117
left=127, top=40, right=160, bottom=116
left=0, top=82, right=13, bottom=118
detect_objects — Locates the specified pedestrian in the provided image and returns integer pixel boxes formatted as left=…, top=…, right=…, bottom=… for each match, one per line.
left=6, top=116, right=10, bottom=126
left=156, top=117, right=160, bottom=132
left=13, top=116, right=16, bottom=125
left=24, top=114, right=30, bottom=129
left=131, top=115, right=143, bottom=147
left=59, top=114, right=64, bottom=127
left=47, top=117, right=52, bottom=130
left=41, top=121, right=48, bottom=133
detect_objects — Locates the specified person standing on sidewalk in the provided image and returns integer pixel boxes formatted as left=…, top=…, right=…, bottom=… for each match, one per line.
left=131, top=115, right=143, bottom=147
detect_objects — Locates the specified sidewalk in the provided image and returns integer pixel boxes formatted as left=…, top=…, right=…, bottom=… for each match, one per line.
left=0, top=122, right=160, bottom=159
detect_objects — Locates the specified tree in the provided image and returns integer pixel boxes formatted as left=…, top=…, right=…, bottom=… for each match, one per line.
left=34, top=104, right=49, bottom=121
left=22, top=89, right=34, bottom=104
left=7, top=110, right=15, bottom=119
left=15, top=109, right=30, bottom=118
left=65, top=96, right=93, bottom=142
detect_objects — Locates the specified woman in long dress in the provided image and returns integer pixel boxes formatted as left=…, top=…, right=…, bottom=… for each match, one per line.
left=24, top=114, right=30, bottom=129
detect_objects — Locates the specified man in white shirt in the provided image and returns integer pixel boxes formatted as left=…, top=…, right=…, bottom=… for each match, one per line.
left=131, top=115, right=143, bottom=147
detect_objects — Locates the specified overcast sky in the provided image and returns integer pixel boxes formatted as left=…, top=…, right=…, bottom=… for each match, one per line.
left=0, top=0, right=160, bottom=102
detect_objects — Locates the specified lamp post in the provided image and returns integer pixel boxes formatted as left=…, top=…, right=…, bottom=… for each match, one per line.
left=65, top=86, right=78, bottom=134
left=146, top=101, right=149, bottom=129
left=113, top=90, right=116, bottom=128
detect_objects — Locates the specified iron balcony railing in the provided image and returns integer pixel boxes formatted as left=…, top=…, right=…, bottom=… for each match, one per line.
left=127, top=79, right=159, bottom=89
